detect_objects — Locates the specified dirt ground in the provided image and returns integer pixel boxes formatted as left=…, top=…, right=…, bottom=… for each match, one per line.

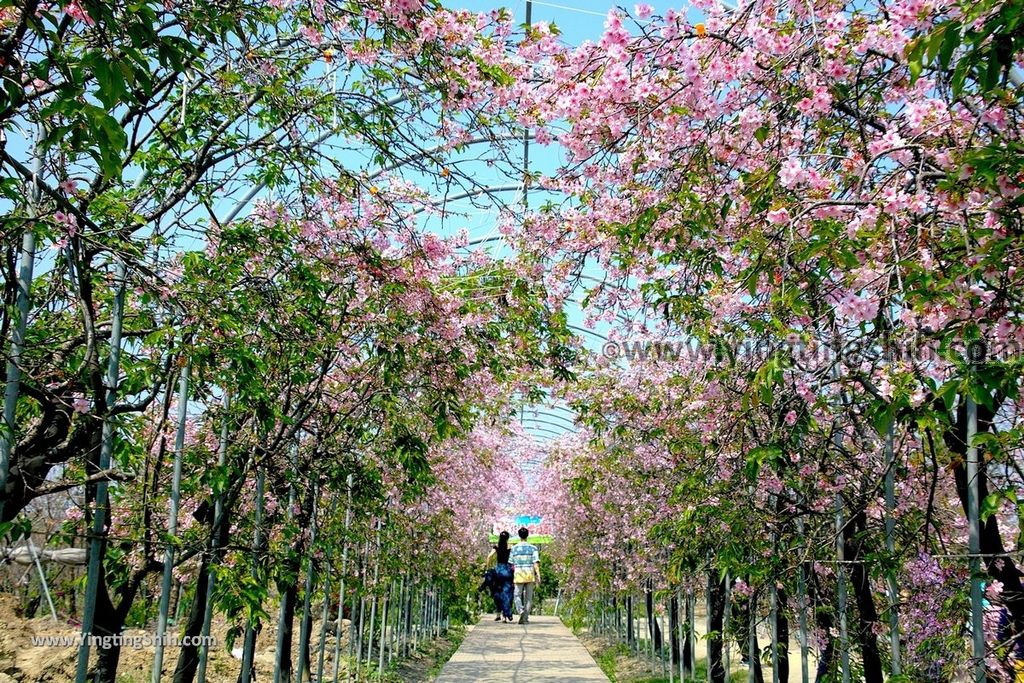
left=0, top=593, right=356, bottom=683
left=0, top=591, right=466, bottom=683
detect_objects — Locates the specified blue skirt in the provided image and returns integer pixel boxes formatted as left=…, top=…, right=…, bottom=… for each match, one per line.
left=491, top=563, right=514, bottom=618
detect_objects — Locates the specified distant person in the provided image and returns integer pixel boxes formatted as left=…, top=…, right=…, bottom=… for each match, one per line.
left=510, top=526, right=540, bottom=624
left=485, top=531, right=514, bottom=622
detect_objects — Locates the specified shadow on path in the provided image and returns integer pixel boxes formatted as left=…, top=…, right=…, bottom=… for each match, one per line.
left=434, top=615, right=609, bottom=682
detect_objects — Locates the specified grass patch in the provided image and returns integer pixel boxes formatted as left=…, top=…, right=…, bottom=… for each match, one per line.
left=425, top=626, right=466, bottom=679
left=594, top=641, right=630, bottom=679
left=378, top=625, right=467, bottom=682
left=578, top=630, right=748, bottom=683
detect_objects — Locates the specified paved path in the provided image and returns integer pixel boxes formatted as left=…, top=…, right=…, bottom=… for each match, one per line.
left=435, top=615, right=610, bottom=682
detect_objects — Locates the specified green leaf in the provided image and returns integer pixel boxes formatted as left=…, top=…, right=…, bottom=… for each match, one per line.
left=981, top=491, right=1004, bottom=521
left=983, top=54, right=1002, bottom=90
left=93, top=57, right=126, bottom=109
left=909, top=59, right=923, bottom=82
left=939, top=21, right=962, bottom=69
left=936, top=378, right=960, bottom=411
left=81, top=104, right=127, bottom=178
left=967, top=380, right=996, bottom=412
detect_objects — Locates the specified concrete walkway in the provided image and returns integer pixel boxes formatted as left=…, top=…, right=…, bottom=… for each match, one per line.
left=435, top=615, right=610, bottom=682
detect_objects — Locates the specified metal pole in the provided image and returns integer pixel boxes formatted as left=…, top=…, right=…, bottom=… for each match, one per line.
left=240, top=467, right=266, bottom=683
left=354, top=541, right=368, bottom=678
left=770, top=580, right=779, bottom=683
left=297, top=480, right=318, bottom=683
left=409, top=580, right=415, bottom=656
left=648, top=587, right=655, bottom=671
left=797, top=517, right=809, bottom=683
left=677, top=590, right=685, bottom=682
left=347, top=570, right=359, bottom=682
left=706, top=575, right=713, bottom=683
left=333, top=473, right=353, bottom=683
left=399, top=575, right=408, bottom=657
left=316, top=567, right=331, bottom=683
left=153, top=363, right=190, bottom=683
left=884, top=420, right=901, bottom=676
left=0, top=132, right=40, bottom=523
left=836, top=494, right=851, bottom=683
left=198, top=391, right=230, bottom=683
left=387, top=579, right=397, bottom=666
left=967, top=393, right=985, bottom=681
left=688, top=589, right=696, bottom=679
left=274, top=444, right=299, bottom=683
left=723, top=573, right=731, bottom=675
left=663, top=593, right=671, bottom=683
left=377, top=583, right=389, bottom=674
left=26, top=539, right=57, bottom=621
left=747, top=589, right=756, bottom=683
left=75, top=260, right=127, bottom=683
left=366, top=525, right=381, bottom=667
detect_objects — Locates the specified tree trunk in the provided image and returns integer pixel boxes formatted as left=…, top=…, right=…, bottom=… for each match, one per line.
left=92, top=559, right=151, bottom=683
left=944, top=399, right=1024, bottom=647
left=844, top=510, right=883, bottom=681
left=645, top=588, right=663, bottom=652
left=669, top=594, right=680, bottom=668
left=276, top=583, right=299, bottom=680
left=813, top=599, right=835, bottom=682
left=708, top=576, right=726, bottom=683
left=731, top=590, right=762, bottom=681
left=92, top=586, right=124, bottom=683
left=274, top=480, right=315, bottom=680
left=776, top=588, right=790, bottom=683
left=299, top=599, right=314, bottom=680
left=171, top=558, right=209, bottom=683
left=626, top=595, right=634, bottom=645
left=173, top=503, right=232, bottom=683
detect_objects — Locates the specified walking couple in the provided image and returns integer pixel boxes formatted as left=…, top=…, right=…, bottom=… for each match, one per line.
left=485, top=527, right=541, bottom=624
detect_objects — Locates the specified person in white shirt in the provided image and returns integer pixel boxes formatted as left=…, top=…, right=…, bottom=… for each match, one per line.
left=510, top=527, right=540, bottom=624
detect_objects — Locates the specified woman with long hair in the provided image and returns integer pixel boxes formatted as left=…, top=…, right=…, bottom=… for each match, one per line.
left=485, top=531, right=515, bottom=622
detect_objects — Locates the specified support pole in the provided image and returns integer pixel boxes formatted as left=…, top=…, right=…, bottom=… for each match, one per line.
left=377, top=581, right=389, bottom=674
left=668, top=592, right=674, bottom=683
left=770, top=579, right=779, bottom=683
left=796, top=517, right=810, bottom=683
left=836, top=494, right=851, bottom=683
left=332, top=473, right=353, bottom=683
left=198, top=391, right=230, bottom=683
left=387, top=579, right=398, bottom=666
left=315, top=567, right=331, bottom=683
left=75, top=261, right=127, bottom=683
left=240, top=468, right=266, bottom=683
left=153, top=363, right=190, bottom=683
left=297, top=479, right=318, bottom=683
left=967, top=393, right=985, bottom=681
left=399, top=575, right=409, bottom=657
left=706, top=575, right=713, bottom=683
left=677, top=590, right=685, bottom=682
left=0, top=133, right=40, bottom=523
left=884, top=420, right=901, bottom=676
left=366, top=524, right=381, bottom=668
left=274, top=444, right=299, bottom=683
left=354, top=541, right=368, bottom=678
left=26, top=539, right=57, bottom=621
left=723, top=573, right=731, bottom=674
left=747, top=590, right=756, bottom=683
left=687, top=589, right=696, bottom=680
